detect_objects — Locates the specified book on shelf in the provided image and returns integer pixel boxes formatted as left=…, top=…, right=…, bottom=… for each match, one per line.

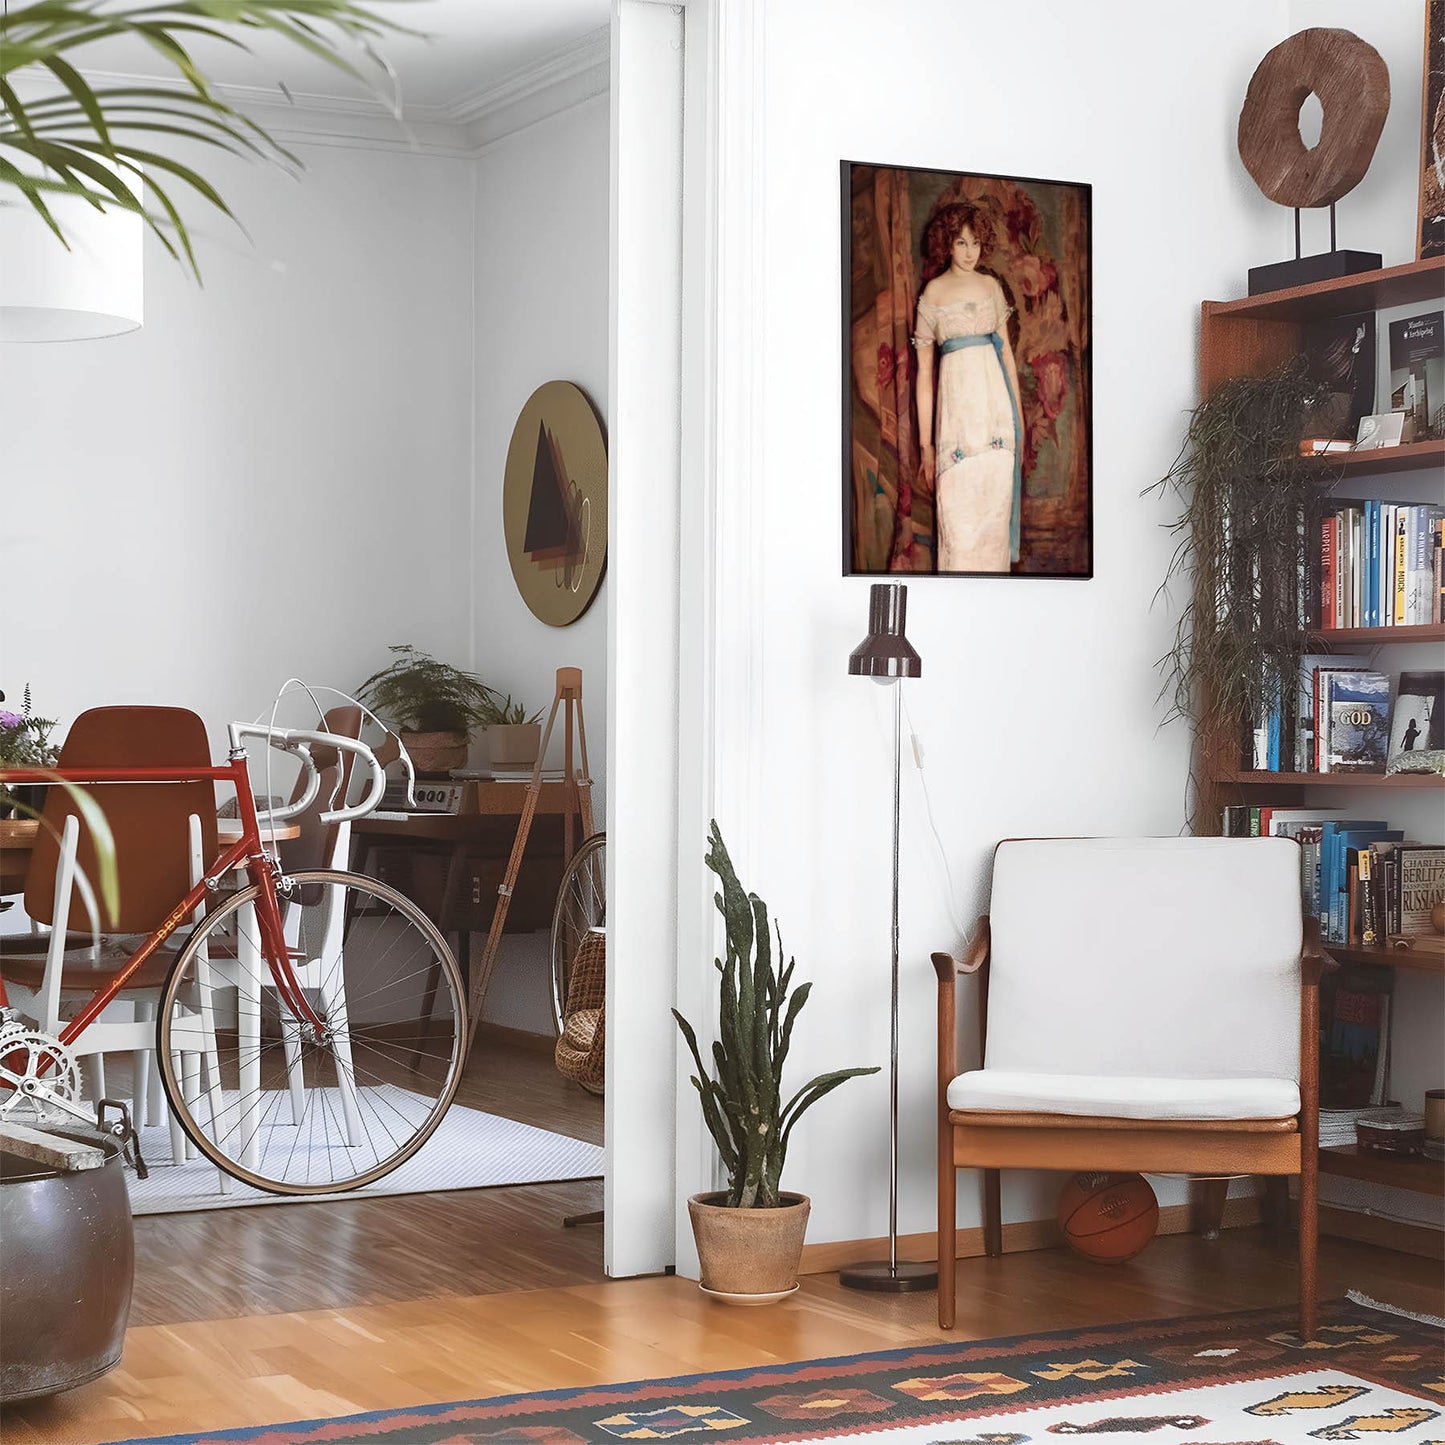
left=1388, top=311, right=1443, bottom=442
left=1396, top=844, right=1445, bottom=936
left=1311, top=502, right=1444, bottom=630
left=1386, top=670, right=1444, bottom=767
left=1299, top=437, right=1354, bottom=456
left=1320, top=670, right=1391, bottom=773
left=1296, top=653, right=1368, bottom=772
left=1318, top=822, right=1398, bottom=944
left=1319, top=965, right=1393, bottom=1109
left=1303, top=310, right=1377, bottom=441
left=1319, top=1103, right=1402, bottom=1148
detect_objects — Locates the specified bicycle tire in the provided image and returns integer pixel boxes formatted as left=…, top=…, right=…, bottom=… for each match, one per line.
left=156, top=868, right=467, bottom=1195
left=549, top=833, right=606, bottom=1037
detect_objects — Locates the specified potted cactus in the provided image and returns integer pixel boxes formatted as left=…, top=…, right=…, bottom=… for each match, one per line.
left=673, top=822, right=878, bottom=1303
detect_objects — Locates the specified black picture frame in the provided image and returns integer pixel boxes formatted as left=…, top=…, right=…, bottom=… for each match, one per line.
left=842, top=159, right=1093, bottom=578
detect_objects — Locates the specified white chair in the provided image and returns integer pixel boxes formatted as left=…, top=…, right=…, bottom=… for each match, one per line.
left=933, top=836, right=1321, bottom=1338
left=0, top=705, right=227, bottom=1180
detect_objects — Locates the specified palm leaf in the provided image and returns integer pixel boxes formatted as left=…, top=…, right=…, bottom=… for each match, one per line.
left=0, top=0, right=415, bottom=278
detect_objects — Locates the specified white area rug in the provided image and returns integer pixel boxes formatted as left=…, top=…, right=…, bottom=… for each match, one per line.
left=126, top=1102, right=603, bottom=1215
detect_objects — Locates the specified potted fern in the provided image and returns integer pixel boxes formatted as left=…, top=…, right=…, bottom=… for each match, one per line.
left=357, top=646, right=496, bottom=777
left=673, top=822, right=878, bottom=1302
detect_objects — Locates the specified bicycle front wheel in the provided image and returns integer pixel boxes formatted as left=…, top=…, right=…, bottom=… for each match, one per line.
left=157, top=869, right=467, bottom=1195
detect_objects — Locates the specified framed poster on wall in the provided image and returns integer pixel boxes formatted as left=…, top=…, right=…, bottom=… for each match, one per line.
left=843, top=160, right=1092, bottom=578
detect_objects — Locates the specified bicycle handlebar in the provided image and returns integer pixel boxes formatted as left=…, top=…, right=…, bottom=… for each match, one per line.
left=226, top=723, right=395, bottom=825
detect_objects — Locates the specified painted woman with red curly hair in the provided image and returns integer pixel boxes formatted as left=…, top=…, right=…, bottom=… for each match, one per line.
left=913, top=202, right=1023, bottom=572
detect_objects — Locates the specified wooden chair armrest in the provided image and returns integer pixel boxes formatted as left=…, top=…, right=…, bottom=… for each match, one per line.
left=932, top=917, right=991, bottom=981
left=1300, top=915, right=1332, bottom=987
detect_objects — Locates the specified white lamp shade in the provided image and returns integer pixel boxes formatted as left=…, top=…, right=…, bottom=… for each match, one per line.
left=0, top=176, right=143, bottom=342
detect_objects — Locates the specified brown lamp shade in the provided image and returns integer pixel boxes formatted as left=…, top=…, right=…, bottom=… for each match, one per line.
left=848, top=582, right=922, bottom=680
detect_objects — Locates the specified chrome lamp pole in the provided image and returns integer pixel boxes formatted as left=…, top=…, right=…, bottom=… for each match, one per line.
left=839, top=582, right=937, bottom=1293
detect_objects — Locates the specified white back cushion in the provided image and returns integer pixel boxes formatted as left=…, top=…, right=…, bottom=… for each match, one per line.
left=985, top=838, right=1302, bottom=1083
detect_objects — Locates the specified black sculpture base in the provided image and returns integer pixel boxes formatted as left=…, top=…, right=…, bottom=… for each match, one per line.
left=1247, top=249, right=1382, bottom=296
left=838, top=1258, right=939, bottom=1292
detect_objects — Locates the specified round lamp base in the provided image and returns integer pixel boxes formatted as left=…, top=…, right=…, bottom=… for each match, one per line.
left=838, top=1259, right=938, bottom=1293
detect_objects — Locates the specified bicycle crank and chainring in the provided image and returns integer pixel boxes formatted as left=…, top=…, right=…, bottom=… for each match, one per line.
left=0, top=1027, right=87, bottom=1124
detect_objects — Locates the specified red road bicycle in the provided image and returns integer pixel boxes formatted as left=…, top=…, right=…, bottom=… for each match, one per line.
left=0, top=717, right=467, bottom=1194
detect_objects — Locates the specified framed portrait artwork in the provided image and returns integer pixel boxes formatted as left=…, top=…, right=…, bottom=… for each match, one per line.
left=1420, top=0, right=1445, bottom=259
left=842, top=160, right=1092, bottom=578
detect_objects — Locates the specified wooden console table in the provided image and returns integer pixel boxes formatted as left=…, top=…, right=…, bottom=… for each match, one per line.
left=351, top=778, right=588, bottom=996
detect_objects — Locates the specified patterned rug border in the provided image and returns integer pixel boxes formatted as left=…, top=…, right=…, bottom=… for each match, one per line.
left=103, top=1294, right=1442, bottom=1445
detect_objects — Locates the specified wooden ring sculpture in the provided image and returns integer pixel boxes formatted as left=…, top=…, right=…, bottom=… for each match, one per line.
left=1237, top=28, right=1390, bottom=209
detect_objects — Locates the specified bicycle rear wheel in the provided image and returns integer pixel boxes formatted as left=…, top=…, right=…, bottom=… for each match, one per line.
left=157, top=868, right=466, bottom=1194
left=549, top=832, right=606, bottom=1035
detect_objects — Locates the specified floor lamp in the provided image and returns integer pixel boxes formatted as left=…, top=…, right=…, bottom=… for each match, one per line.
left=840, top=582, right=937, bottom=1293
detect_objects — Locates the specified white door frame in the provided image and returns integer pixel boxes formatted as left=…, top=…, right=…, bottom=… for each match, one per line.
left=606, top=0, right=765, bottom=1278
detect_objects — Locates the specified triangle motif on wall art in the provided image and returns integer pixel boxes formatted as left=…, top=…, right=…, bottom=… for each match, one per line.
left=523, top=419, right=582, bottom=570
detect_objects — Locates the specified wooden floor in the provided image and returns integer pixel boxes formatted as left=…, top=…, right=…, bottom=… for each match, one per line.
left=131, top=1025, right=606, bottom=1325
left=5, top=1040, right=1444, bottom=1443
left=6, top=1231, right=1442, bottom=1445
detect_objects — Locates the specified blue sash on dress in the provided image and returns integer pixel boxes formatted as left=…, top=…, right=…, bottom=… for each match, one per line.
left=936, top=331, right=1022, bottom=562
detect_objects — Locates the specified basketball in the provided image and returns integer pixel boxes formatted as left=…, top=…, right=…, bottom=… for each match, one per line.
left=1056, top=1172, right=1159, bottom=1264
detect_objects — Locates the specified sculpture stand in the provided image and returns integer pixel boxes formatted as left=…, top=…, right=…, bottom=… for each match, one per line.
left=1247, top=203, right=1381, bottom=295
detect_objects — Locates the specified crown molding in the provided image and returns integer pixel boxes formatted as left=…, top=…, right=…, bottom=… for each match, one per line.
left=15, top=27, right=612, bottom=157
left=444, top=26, right=610, bottom=129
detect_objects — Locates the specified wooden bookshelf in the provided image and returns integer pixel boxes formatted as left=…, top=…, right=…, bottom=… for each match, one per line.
left=1316, top=438, right=1445, bottom=478
left=1213, top=770, right=1445, bottom=789
left=1323, top=943, right=1445, bottom=975
left=1193, top=262, right=1445, bottom=1234
left=1200, top=257, right=1445, bottom=394
left=1319, top=1145, right=1445, bottom=1197
left=1206, top=256, right=1445, bottom=324
left=1307, top=623, right=1445, bottom=645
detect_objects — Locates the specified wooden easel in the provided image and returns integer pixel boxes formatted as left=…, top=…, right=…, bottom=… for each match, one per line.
left=465, top=667, right=594, bottom=1052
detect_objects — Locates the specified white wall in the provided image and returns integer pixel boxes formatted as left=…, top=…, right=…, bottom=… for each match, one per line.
left=692, top=0, right=1315, bottom=1250
left=469, top=95, right=612, bottom=1033
left=0, top=143, right=475, bottom=742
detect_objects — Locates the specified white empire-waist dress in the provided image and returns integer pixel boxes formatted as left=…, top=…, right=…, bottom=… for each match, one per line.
left=915, top=286, right=1022, bottom=573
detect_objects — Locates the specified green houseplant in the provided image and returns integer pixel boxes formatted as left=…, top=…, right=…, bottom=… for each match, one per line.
left=357, top=646, right=496, bottom=777
left=673, top=822, right=878, bottom=1301
left=1146, top=358, right=1329, bottom=829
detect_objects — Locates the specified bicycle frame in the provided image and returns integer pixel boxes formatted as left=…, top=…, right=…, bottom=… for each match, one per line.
left=0, top=751, right=325, bottom=1045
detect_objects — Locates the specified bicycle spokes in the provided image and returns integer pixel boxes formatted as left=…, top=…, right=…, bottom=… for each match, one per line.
left=157, top=870, right=466, bottom=1194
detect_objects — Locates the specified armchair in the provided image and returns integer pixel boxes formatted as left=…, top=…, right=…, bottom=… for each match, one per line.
left=933, top=837, right=1321, bottom=1338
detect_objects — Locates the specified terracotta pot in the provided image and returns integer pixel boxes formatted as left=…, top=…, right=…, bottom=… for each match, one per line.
left=401, top=730, right=469, bottom=778
left=687, top=1191, right=809, bottom=1301
left=486, top=723, right=542, bottom=769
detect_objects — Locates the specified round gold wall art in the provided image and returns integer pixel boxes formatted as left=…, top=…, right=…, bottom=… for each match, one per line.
left=502, top=381, right=608, bottom=627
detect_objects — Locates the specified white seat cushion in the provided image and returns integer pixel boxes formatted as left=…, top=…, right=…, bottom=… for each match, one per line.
left=947, top=1069, right=1300, bottom=1121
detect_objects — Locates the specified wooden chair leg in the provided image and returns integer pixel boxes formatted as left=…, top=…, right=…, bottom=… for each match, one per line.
left=983, top=1168, right=1002, bottom=1258
left=938, top=1134, right=956, bottom=1329
left=1261, top=1175, right=1291, bottom=1241
left=1191, top=1176, right=1230, bottom=1239
left=1298, top=1158, right=1318, bottom=1340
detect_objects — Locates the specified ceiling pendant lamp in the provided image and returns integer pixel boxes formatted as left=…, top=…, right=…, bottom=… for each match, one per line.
left=0, top=174, right=143, bottom=343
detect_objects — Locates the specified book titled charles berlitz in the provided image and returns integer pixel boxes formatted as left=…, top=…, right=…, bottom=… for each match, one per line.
left=1322, top=671, right=1391, bottom=773
left=1396, top=844, right=1445, bottom=936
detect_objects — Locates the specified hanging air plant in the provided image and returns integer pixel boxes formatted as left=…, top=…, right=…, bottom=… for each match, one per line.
left=1146, top=359, right=1336, bottom=811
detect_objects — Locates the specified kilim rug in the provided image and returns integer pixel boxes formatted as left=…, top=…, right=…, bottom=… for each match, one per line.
left=104, top=1294, right=1442, bottom=1445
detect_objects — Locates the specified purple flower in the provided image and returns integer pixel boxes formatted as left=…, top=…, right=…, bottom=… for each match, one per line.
left=0, top=711, right=25, bottom=730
